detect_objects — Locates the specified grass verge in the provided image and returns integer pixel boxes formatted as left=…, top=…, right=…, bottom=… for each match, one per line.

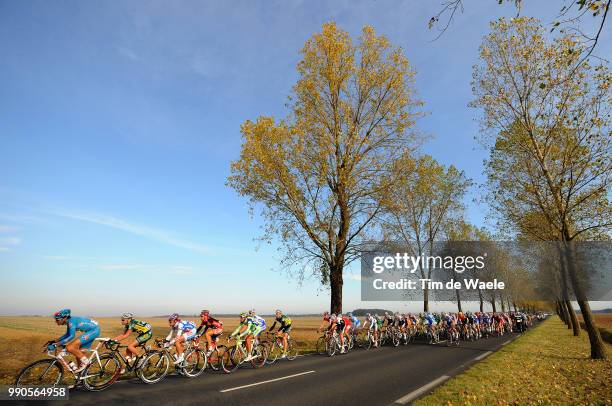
left=414, top=317, right=612, bottom=406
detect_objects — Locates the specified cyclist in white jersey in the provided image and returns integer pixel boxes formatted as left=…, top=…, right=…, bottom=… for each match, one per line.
left=165, top=313, right=197, bottom=364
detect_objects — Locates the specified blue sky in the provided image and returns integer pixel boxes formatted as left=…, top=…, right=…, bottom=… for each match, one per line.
left=1, top=1, right=609, bottom=316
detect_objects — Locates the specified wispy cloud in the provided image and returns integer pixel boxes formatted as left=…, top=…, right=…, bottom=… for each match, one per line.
left=98, top=263, right=195, bottom=276
left=0, top=237, right=20, bottom=245
left=0, top=236, right=21, bottom=252
left=117, top=46, right=140, bottom=61
left=55, top=211, right=210, bottom=254
left=0, top=225, right=18, bottom=233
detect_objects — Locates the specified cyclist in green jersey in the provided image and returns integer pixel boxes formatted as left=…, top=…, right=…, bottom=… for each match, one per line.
left=230, top=312, right=259, bottom=361
left=112, top=313, right=153, bottom=363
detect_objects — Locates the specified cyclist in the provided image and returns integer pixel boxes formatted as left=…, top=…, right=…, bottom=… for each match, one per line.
left=269, top=309, right=292, bottom=358
left=248, top=310, right=267, bottom=339
left=338, top=313, right=351, bottom=352
left=50, top=309, right=100, bottom=372
left=112, top=313, right=152, bottom=366
left=318, top=311, right=333, bottom=332
left=165, top=313, right=197, bottom=364
left=196, top=310, right=223, bottom=355
left=347, top=312, right=360, bottom=335
left=362, top=313, right=379, bottom=347
left=230, top=312, right=260, bottom=361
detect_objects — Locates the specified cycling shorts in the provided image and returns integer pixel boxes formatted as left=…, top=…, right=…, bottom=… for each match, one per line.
left=78, top=326, right=100, bottom=349
left=136, top=331, right=153, bottom=345
left=279, top=325, right=292, bottom=333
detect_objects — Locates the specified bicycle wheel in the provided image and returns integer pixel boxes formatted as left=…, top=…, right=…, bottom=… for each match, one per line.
left=207, top=346, right=225, bottom=371
left=221, top=345, right=241, bottom=373
left=315, top=336, right=326, bottom=355
left=182, top=350, right=207, bottom=378
left=326, top=338, right=337, bottom=357
left=251, top=344, right=267, bottom=368
left=138, top=351, right=169, bottom=384
left=392, top=331, right=400, bottom=347
left=16, top=359, right=63, bottom=386
left=82, top=353, right=120, bottom=391
left=286, top=339, right=299, bottom=360
left=266, top=341, right=282, bottom=365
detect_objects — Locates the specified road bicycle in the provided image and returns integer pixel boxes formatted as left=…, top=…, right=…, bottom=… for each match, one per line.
left=263, top=332, right=299, bottom=365
left=103, top=339, right=168, bottom=384
left=356, top=328, right=380, bottom=350
left=194, top=333, right=227, bottom=372
left=15, top=337, right=119, bottom=391
left=154, top=338, right=207, bottom=379
left=221, top=335, right=267, bottom=372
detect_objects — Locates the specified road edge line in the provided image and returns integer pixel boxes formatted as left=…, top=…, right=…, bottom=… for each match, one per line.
left=474, top=350, right=493, bottom=361
left=392, top=375, right=451, bottom=405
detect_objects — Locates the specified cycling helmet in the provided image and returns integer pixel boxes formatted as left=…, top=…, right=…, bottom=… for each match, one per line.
left=275, top=309, right=282, bottom=315
left=323, top=311, right=329, bottom=317
left=239, top=312, right=248, bottom=318
left=248, top=309, right=256, bottom=316
left=337, top=313, right=343, bottom=319
left=366, top=313, right=371, bottom=317
left=347, top=312, right=353, bottom=317
left=121, top=312, right=133, bottom=320
left=54, top=309, right=70, bottom=319
left=169, top=313, right=180, bottom=321
left=200, top=310, right=210, bottom=317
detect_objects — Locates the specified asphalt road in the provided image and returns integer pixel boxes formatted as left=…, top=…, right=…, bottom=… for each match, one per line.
left=20, top=330, right=529, bottom=406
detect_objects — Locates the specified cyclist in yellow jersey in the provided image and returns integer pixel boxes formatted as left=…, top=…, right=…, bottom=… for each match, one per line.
left=112, top=313, right=152, bottom=364
left=269, top=309, right=292, bottom=357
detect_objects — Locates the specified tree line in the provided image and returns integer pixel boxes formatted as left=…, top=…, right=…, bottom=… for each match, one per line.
left=227, top=16, right=610, bottom=359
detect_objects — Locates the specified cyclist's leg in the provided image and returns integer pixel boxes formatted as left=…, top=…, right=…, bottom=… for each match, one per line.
left=132, top=331, right=151, bottom=357
left=175, top=335, right=186, bottom=356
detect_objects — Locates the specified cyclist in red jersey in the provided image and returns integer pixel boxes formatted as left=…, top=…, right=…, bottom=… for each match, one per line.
left=196, top=310, right=223, bottom=355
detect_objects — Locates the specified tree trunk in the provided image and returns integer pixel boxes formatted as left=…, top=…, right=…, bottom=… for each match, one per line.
left=329, top=265, right=343, bottom=314
left=560, top=299, right=570, bottom=325
left=455, top=289, right=462, bottom=313
left=565, top=300, right=580, bottom=336
left=478, top=289, right=484, bottom=312
left=563, top=300, right=574, bottom=331
left=501, top=299, right=506, bottom=312
left=423, top=286, right=429, bottom=313
left=491, top=300, right=497, bottom=313
left=564, top=243, right=607, bottom=359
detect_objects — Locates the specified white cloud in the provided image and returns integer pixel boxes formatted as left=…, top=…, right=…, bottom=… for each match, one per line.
left=0, top=225, right=18, bottom=233
left=55, top=211, right=210, bottom=254
left=117, top=46, right=140, bottom=61
left=0, top=237, right=20, bottom=245
left=99, top=263, right=195, bottom=276
left=0, top=246, right=9, bottom=252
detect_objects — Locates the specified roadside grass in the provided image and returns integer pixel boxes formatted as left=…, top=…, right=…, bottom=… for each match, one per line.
left=414, top=317, right=612, bottom=406
left=0, top=316, right=323, bottom=384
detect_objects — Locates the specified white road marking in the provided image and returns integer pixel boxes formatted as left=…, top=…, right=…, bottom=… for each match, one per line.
left=501, top=339, right=512, bottom=346
left=219, top=370, right=316, bottom=393
left=474, top=350, right=493, bottom=361
left=393, top=375, right=451, bottom=404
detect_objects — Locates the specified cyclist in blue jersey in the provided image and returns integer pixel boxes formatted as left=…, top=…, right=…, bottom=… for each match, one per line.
left=50, top=309, right=100, bottom=372
left=165, top=313, right=197, bottom=364
left=347, top=312, right=360, bottom=334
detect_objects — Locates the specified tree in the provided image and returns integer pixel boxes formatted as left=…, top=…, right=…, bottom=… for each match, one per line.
left=228, top=22, right=423, bottom=313
left=472, top=17, right=610, bottom=358
left=379, top=153, right=471, bottom=311
left=429, top=0, right=610, bottom=70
